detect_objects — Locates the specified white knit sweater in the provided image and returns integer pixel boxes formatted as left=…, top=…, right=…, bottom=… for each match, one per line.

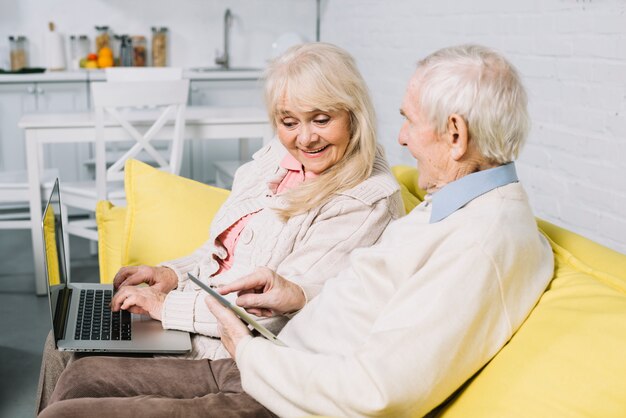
left=236, top=182, right=554, bottom=417
left=159, top=139, right=403, bottom=359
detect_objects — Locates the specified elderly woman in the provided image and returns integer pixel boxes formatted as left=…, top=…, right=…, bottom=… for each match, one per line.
left=40, top=44, right=553, bottom=418
left=36, top=42, right=402, bottom=413
left=107, top=41, right=403, bottom=353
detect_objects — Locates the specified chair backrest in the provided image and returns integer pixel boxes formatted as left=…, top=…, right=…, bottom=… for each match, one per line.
left=104, top=67, right=183, bottom=81
left=91, top=79, right=189, bottom=200
left=0, top=171, right=35, bottom=229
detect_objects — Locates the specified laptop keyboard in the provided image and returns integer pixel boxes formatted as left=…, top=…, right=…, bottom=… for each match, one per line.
left=74, top=289, right=132, bottom=341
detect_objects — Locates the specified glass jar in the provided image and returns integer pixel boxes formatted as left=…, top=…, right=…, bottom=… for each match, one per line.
left=69, top=35, right=89, bottom=70
left=151, top=27, right=168, bottom=67
left=9, top=36, right=28, bottom=71
left=118, top=35, right=133, bottom=67
left=94, top=26, right=111, bottom=55
left=132, top=36, right=147, bottom=67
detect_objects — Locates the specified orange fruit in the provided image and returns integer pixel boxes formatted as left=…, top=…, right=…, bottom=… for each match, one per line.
left=99, top=46, right=113, bottom=57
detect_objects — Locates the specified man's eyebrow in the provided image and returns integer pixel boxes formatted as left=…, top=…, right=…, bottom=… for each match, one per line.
left=399, top=108, right=407, bottom=118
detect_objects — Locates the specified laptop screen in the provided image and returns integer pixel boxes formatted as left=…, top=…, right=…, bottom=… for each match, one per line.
left=42, top=179, right=71, bottom=341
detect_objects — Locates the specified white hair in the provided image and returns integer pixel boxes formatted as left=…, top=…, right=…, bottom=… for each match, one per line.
left=414, top=44, right=530, bottom=163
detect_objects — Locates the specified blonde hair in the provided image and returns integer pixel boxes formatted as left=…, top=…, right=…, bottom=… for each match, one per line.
left=264, top=42, right=379, bottom=220
left=414, top=44, right=530, bottom=164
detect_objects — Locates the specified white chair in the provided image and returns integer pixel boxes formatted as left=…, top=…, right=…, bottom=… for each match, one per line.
left=60, top=78, right=189, bottom=249
left=0, top=171, right=36, bottom=230
left=0, top=170, right=58, bottom=230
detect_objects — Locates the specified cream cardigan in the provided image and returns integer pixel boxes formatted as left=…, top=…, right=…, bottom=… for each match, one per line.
left=159, top=139, right=403, bottom=359
left=237, top=182, right=554, bottom=417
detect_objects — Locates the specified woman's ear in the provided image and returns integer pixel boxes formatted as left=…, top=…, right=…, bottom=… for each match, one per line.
left=447, top=114, right=469, bottom=161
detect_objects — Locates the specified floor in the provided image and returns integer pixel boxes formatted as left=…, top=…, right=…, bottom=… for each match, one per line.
left=0, top=229, right=98, bottom=418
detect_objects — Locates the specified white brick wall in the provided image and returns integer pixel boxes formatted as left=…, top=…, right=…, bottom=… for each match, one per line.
left=2, top=0, right=624, bottom=254
left=322, top=0, right=626, bottom=254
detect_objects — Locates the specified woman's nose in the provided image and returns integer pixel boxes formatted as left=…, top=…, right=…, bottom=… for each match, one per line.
left=297, top=125, right=315, bottom=146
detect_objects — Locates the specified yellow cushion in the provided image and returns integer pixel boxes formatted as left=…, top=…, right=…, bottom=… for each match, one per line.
left=436, top=222, right=626, bottom=418
left=95, top=201, right=127, bottom=284
left=43, top=205, right=61, bottom=285
left=391, top=165, right=426, bottom=213
left=95, top=159, right=230, bottom=283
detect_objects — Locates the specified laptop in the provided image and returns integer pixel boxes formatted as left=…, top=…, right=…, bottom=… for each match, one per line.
left=42, top=179, right=191, bottom=353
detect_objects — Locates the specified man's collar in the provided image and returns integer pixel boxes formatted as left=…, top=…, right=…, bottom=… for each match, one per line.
left=429, top=162, right=518, bottom=223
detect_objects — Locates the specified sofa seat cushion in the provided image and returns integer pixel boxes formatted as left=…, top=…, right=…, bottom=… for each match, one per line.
left=95, top=159, right=230, bottom=283
left=436, top=223, right=626, bottom=417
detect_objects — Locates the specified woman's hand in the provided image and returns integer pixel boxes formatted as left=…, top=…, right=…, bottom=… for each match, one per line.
left=113, top=265, right=178, bottom=293
left=110, top=285, right=166, bottom=320
left=218, top=267, right=306, bottom=317
left=205, top=295, right=252, bottom=359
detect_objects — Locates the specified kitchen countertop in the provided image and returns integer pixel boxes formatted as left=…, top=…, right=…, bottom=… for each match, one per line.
left=0, top=68, right=264, bottom=83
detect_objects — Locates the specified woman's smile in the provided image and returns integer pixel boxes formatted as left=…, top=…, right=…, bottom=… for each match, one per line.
left=299, top=144, right=330, bottom=157
left=276, top=104, right=352, bottom=174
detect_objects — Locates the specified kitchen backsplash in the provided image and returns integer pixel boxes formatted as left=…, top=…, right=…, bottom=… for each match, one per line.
left=0, top=0, right=317, bottom=71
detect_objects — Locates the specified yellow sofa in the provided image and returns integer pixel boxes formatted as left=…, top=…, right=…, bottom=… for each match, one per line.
left=97, top=160, right=626, bottom=417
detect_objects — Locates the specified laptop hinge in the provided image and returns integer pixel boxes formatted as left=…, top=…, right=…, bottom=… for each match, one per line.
left=53, top=287, right=73, bottom=341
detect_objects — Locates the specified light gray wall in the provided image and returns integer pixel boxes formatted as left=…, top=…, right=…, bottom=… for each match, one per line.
left=321, top=0, right=626, bottom=254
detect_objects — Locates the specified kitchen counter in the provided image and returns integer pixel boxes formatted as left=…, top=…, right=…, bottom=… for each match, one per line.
left=0, top=68, right=264, bottom=83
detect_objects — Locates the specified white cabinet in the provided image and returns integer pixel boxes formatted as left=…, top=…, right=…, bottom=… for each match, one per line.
left=0, top=81, right=90, bottom=181
left=36, top=82, right=91, bottom=182
left=0, top=76, right=266, bottom=187
left=0, top=83, right=37, bottom=172
left=189, top=79, right=263, bottom=108
left=188, top=79, right=264, bottom=184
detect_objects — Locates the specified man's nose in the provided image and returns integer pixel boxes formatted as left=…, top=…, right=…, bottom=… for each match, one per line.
left=398, top=125, right=408, bottom=146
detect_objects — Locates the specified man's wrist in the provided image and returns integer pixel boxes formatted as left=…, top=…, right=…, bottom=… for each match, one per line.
left=286, top=283, right=306, bottom=314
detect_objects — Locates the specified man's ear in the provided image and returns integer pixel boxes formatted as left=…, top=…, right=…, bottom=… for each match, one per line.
left=447, top=114, right=469, bottom=161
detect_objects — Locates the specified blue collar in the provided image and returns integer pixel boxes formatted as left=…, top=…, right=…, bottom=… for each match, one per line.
left=429, top=162, right=518, bottom=223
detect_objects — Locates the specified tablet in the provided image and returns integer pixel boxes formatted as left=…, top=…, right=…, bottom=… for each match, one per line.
left=188, top=273, right=287, bottom=347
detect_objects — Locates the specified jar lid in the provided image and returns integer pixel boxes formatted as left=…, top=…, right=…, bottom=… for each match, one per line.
left=95, top=25, right=110, bottom=31
left=8, top=35, right=27, bottom=41
left=151, top=27, right=168, bottom=32
left=131, top=35, right=146, bottom=41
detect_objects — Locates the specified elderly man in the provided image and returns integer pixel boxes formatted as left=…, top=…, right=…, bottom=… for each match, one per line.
left=40, top=44, right=553, bottom=418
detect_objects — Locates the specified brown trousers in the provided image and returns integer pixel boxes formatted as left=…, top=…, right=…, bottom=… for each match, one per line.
left=36, top=332, right=154, bottom=413
left=37, top=334, right=275, bottom=418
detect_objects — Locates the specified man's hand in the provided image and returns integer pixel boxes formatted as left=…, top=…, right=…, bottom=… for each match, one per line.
left=205, top=295, right=252, bottom=359
left=218, top=267, right=306, bottom=317
left=113, top=265, right=178, bottom=293
left=111, top=285, right=166, bottom=320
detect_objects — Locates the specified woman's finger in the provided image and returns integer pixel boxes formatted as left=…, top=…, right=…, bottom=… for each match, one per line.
left=111, top=287, right=129, bottom=311
left=113, top=267, right=135, bottom=289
